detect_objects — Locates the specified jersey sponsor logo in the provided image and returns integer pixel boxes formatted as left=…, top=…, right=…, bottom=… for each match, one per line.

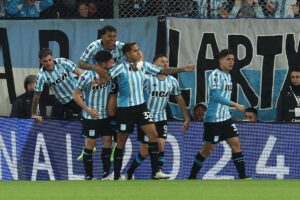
left=151, top=91, right=170, bottom=97
left=48, top=73, right=68, bottom=88
left=92, top=79, right=110, bottom=90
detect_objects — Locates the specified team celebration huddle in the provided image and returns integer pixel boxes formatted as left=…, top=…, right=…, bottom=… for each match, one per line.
left=31, top=25, right=249, bottom=180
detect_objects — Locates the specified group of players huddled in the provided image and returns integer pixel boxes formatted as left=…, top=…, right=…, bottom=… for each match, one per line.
left=31, top=25, right=249, bottom=180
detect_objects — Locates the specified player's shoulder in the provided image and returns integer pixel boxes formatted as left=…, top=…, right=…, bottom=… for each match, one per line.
left=87, top=39, right=101, bottom=49
left=115, top=41, right=124, bottom=48
left=79, top=70, right=92, bottom=81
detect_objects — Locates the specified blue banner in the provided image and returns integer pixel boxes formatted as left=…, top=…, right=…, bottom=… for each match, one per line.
left=0, top=117, right=299, bottom=180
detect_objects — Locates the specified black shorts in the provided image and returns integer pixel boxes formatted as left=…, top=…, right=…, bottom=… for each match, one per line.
left=203, top=119, right=238, bottom=144
left=82, top=118, right=113, bottom=139
left=65, top=99, right=82, bottom=114
left=137, top=121, right=168, bottom=143
left=116, top=103, right=154, bottom=133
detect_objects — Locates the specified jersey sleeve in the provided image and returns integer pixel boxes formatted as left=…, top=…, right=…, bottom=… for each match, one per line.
left=110, top=78, right=119, bottom=94
left=58, top=58, right=77, bottom=73
left=208, top=71, right=222, bottom=90
left=144, top=61, right=161, bottom=75
left=80, top=41, right=99, bottom=63
left=76, top=71, right=91, bottom=91
left=109, top=63, right=124, bottom=79
left=170, top=77, right=181, bottom=96
left=34, top=71, right=46, bottom=93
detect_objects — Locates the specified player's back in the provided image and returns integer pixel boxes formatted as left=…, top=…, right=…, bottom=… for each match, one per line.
left=205, top=69, right=232, bottom=122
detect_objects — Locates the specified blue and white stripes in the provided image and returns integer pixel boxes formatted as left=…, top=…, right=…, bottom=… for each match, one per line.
left=144, top=75, right=181, bottom=122
left=205, top=69, right=232, bottom=122
left=76, top=70, right=112, bottom=119
left=80, top=40, right=125, bottom=65
left=109, top=61, right=161, bottom=107
left=35, top=58, right=78, bottom=104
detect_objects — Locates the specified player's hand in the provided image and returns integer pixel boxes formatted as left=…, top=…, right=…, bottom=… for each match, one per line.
left=235, top=103, right=245, bottom=112
left=181, top=121, right=190, bottom=132
left=87, top=108, right=99, bottom=119
left=94, top=65, right=110, bottom=80
left=31, top=115, right=43, bottom=123
left=183, top=62, right=196, bottom=72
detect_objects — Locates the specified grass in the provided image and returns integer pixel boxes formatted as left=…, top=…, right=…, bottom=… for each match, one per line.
left=0, top=180, right=300, bottom=200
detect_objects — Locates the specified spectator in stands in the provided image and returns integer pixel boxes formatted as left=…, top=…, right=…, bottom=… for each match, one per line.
left=277, top=67, right=300, bottom=122
left=192, top=102, right=207, bottom=121
left=10, top=75, right=45, bottom=118
left=73, top=1, right=89, bottom=18
left=193, top=0, right=229, bottom=18
left=0, top=0, right=6, bottom=18
left=6, top=0, right=53, bottom=17
left=273, top=0, right=299, bottom=18
left=88, top=0, right=98, bottom=18
left=244, top=107, right=258, bottom=122
left=258, top=0, right=276, bottom=17
left=228, top=0, right=265, bottom=18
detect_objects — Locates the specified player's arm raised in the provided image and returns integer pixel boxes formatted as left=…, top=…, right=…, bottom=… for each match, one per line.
left=159, top=62, right=196, bottom=75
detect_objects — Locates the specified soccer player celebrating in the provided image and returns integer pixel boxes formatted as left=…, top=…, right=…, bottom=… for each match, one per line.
left=73, top=50, right=115, bottom=180
left=188, top=49, right=249, bottom=180
left=31, top=48, right=82, bottom=122
left=125, top=54, right=190, bottom=180
left=101, top=42, right=195, bottom=180
left=79, top=25, right=124, bottom=79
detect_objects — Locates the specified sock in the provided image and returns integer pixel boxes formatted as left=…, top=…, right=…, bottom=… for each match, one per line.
left=114, top=148, right=124, bottom=179
left=232, top=152, right=247, bottom=179
left=148, top=142, right=159, bottom=176
left=101, top=148, right=112, bottom=178
left=158, top=151, right=165, bottom=170
left=83, top=148, right=93, bottom=177
left=127, top=153, right=146, bottom=176
left=188, top=153, right=205, bottom=179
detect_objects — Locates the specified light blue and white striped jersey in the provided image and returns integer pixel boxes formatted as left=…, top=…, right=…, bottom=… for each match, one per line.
left=35, top=58, right=78, bottom=104
left=109, top=61, right=161, bottom=107
left=80, top=39, right=125, bottom=66
left=205, top=69, right=232, bottom=122
left=194, top=0, right=226, bottom=18
left=274, top=0, right=296, bottom=18
left=144, top=75, right=181, bottom=122
left=76, top=70, right=112, bottom=119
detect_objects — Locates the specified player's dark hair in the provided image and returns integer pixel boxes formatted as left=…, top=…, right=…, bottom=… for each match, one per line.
left=153, top=54, right=167, bottom=63
left=245, top=107, right=257, bottom=116
left=122, top=43, right=137, bottom=54
left=289, top=67, right=300, bottom=74
left=95, top=50, right=113, bottom=63
left=39, top=48, right=52, bottom=59
left=99, top=25, right=117, bottom=37
left=218, top=49, right=235, bottom=60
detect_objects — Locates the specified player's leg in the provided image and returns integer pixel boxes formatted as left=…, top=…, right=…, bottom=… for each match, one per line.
left=188, top=121, right=218, bottom=179
left=223, top=120, right=248, bottom=179
left=99, top=118, right=113, bottom=179
left=101, top=135, right=112, bottom=179
left=113, top=132, right=129, bottom=180
left=126, top=128, right=149, bottom=180
left=188, top=143, right=216, bottom=179
left=226, top=136, right=248, bottom=179
left=81, top=119, right=99, bottom=180
left=156, top=121, right=168, bottom=170
left=83, top=138, right=97, bottom=180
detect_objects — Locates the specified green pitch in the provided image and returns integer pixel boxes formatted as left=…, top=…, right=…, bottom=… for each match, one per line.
left=0, top=180, right=299, bottom=200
